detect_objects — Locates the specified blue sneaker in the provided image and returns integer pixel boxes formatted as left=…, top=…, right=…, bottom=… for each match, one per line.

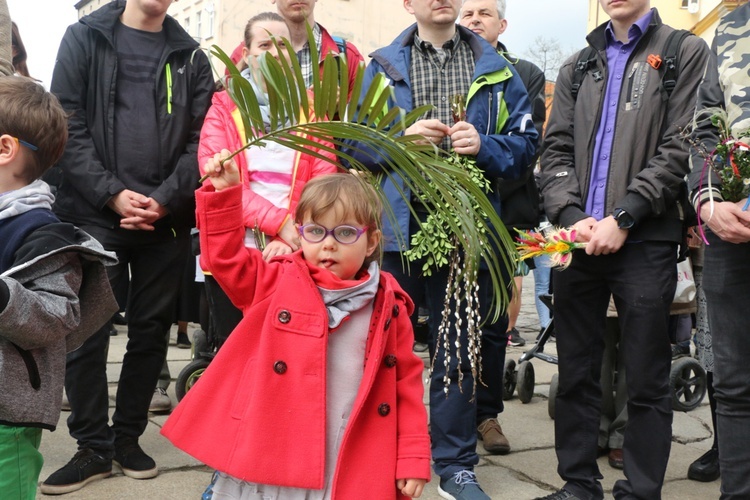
left=202, top=470, right=218, bottom=500
left=438, top=470, right=490, bottom=500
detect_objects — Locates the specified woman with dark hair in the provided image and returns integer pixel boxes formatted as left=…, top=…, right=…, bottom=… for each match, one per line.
left=11, top=21, right=30, bottom=78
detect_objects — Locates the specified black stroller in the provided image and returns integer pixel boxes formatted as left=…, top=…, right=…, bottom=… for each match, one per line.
left=503, top=294, right=708, bottom=417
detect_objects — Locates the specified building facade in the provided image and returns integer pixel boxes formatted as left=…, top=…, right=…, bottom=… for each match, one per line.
left=587, top=0, right=749, bottom=45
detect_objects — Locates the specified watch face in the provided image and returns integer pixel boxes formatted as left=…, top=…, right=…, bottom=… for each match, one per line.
left=615, top=210, right=634, bottom=229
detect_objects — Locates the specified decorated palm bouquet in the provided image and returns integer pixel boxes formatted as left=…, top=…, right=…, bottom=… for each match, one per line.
left=514, top=226, right=585, bottom=270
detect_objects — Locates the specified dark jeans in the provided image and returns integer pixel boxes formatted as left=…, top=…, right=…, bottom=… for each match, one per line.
left=702, top=232, right=750, bottom=499
left=65, top=225, right=189, bottom=454
left=552, top=242, right=675, bottom=500
left=382, top=250, right=506, bottom=479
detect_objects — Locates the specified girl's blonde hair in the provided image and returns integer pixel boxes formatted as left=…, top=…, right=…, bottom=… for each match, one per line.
left=295, top=173, right=383, bottom=265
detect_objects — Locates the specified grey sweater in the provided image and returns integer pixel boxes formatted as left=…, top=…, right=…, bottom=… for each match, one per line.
left=0, top=218, right=117, bottom=430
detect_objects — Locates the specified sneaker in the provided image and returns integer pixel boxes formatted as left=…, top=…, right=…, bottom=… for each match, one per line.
left=688, top=447, right=720, bottom=482
left=202, top=470, right=219, bottom=500
left=671, top=343, right=690, bottom=359
left=39, top=448, right=112, bottom=494
left=477, top=418, right=511, bottom=455
left=176, top=331, right=192, bottom=349
left=149, top=387, right=172, bottom=413
left=508, top=328, right=526, bottom=347
left=438, top=470, right=490, bottom=500
left=113, top=436, right=158, bottom=479
left=534, top=490, right=581, bottom=500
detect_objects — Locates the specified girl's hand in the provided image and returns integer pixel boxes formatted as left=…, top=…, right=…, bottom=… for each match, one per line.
left=203, top=149, right=240, bottom=191
left=396, top=478, right=426, bottom=498
left=277, top=219, right=301, bottom=250
left=261, top=239, right=293, bottom=261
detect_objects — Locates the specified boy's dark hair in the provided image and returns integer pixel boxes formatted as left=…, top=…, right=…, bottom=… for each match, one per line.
left=0, top=77, right=68, bottom=182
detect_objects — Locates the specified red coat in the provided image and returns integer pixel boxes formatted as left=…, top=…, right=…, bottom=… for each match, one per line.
left=162, top=185, right=431, bottom=499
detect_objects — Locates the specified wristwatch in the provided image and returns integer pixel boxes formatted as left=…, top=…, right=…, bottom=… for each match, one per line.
left=612, top=208, right=635, bottom=230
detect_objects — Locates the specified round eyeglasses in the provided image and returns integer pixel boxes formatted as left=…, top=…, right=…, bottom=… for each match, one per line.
left=298, top=224, right=368, bottom=245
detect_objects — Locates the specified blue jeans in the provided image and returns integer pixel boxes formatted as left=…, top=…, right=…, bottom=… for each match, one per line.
left=702, top=232, right=750, bottom=499
left=381, top=251, right=506, bottom=479
left=532, top=254, right=552, bottom=328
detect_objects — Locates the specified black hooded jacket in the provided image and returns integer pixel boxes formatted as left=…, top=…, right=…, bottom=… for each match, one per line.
left=49, top=0, right=214, bottom=231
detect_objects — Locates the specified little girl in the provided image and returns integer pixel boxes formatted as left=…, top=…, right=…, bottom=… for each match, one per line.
left=162, top=163, right=430, bottom=499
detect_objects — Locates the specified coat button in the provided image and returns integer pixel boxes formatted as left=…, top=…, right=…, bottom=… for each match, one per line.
left=384, top=318, right=391, bottom=330
left=273, top=361, right=287, bottom=374
left=384, top=354, right=397, bottom=367
left=378, top=403, right=391, bottom=416
left=392, top=305, right=399, bottom=317
left=278, top=310, right=291, bottom=324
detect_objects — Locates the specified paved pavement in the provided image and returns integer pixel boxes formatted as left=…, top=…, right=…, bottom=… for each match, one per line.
left=36, top=273, right=721, bottom=499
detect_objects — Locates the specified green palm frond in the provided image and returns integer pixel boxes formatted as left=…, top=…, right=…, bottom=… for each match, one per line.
left=205, top=33, right=516, bottom=321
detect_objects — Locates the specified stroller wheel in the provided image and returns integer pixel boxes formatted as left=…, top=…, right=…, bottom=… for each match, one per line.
left=517, top=361, right=535, bottom=404
left=548, top=373, right=559, bottom=420
left=503, top=359, right=517, bottom=401
left=670, top=357, right=707, bottom=412
left=192, top=330, right=209, bottom=360
left=176, top=359, right=211, bottom=402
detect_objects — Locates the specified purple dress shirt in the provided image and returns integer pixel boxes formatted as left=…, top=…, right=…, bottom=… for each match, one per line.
left=585, top=9, right=654, bottom=220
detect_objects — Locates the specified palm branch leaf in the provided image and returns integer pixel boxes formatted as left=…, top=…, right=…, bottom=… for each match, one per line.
left=205, top=33, right=516, bottom=320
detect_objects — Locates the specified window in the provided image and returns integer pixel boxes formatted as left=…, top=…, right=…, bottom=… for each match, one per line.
left=206, top=4, right=215, bottom=38
left=196, top=11, right=202, bottom=40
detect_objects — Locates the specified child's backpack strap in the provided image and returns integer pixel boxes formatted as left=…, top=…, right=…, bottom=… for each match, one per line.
left=331, top=35, right=348, bottom=64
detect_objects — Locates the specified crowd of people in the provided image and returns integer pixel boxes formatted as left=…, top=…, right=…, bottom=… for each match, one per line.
left=0, top=0, right=749, bottom=499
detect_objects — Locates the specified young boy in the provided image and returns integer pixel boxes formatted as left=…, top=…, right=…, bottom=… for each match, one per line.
left=0, top=76, right=118, bottom=498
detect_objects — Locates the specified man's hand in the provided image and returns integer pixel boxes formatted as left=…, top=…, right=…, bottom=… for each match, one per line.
left=586, top=216, right=628, bottom=255
left=396, top=478, right=426, bottom=498
left=449, top=121, right=480, bottom=156
left=701, top=200, right=750, bottom=243
left=107, top=189, right=161, bottom=231
left=203, top=149, right=241, bottom=191
left=405, top=119, right=450, bottom=146
left=571, top=216, right=597, bottom=243
left=119, top=197, right=168, bottom=231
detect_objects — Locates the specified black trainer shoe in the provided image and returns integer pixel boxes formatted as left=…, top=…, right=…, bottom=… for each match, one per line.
left=176, top=331, right=192, bottom=349
left=508, top=328, right=526, bottom=347
left=40, top=448, right=112, bottom=494
left=114, top=436, right=158, bottom=479
left=534, top=490, right=581, bottom=500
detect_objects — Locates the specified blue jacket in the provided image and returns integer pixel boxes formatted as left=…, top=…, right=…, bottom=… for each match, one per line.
left=350, top=24, right=537, bottom=251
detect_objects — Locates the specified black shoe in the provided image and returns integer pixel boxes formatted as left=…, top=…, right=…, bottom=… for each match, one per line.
left=508, top=328, right=526, bottom=347
left=176, top=332, right=192, bottom=349
left=688, top=447, right=720, bottom=482
left=112, top=312, right=127, bottom=325
left=108, top=321, right=118, bottom=336
left=114, top=436, right=158, bottom=479
left=40, top=448, right=112, bottom=494
left=534, top=490, right=581, bottom=500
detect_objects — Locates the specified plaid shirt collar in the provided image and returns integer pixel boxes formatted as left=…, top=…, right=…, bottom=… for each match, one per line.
left=297, top=23, right=323, bottom=88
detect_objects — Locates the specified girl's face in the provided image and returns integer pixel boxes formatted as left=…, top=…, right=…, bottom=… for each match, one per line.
left=298, top=204, right=380, bottom=281
left=242, top=20, right=290, bottom=71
